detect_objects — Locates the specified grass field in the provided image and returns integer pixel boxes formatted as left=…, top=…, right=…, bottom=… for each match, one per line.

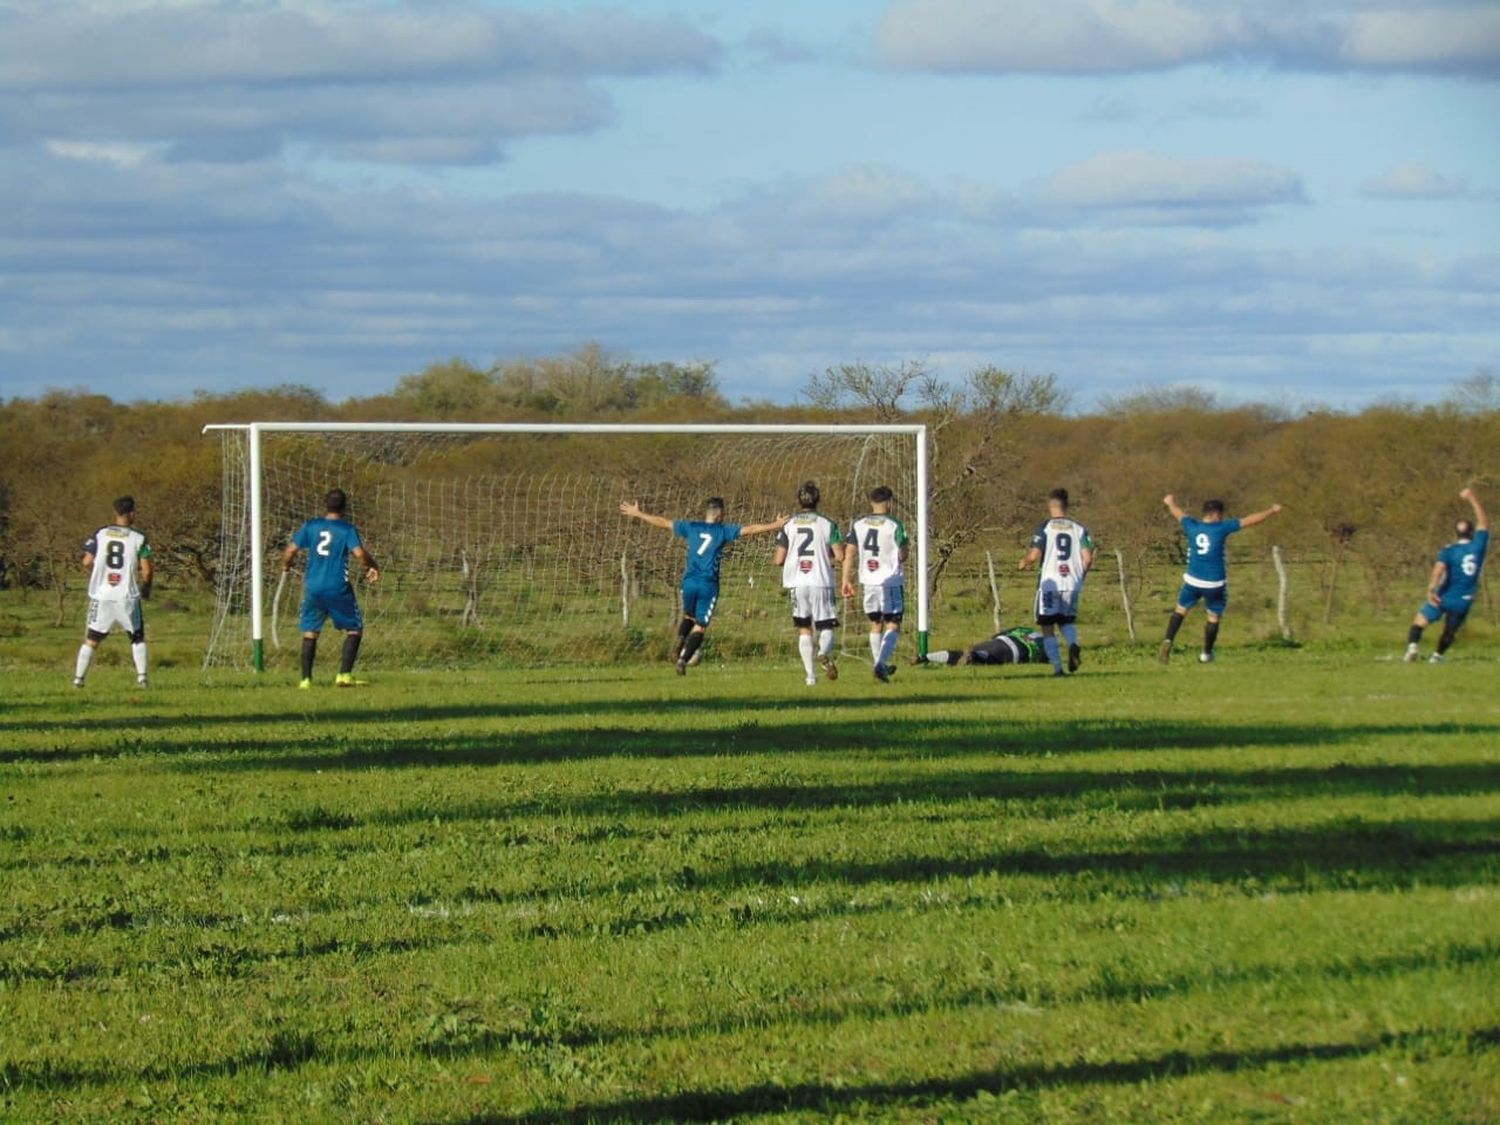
left=3, top=633, right=1499, bottom=1121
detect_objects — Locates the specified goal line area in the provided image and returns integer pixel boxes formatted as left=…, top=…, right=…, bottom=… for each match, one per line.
left=204, top=423, right=929, bottom=671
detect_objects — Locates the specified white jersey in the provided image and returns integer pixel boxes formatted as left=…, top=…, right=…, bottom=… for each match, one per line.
left=84, top=524, right=151, bottom=602
left=849, top=514, right=907, bottom=588
left=777, top=512, right=843, bottom=588
left=1030, top=517, right=1092, bottom=594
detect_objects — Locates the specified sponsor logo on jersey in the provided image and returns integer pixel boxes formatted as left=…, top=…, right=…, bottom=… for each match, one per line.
left=866, top=559, right=878, bottom=572
left=108, top=573, right=122, bottom=586
left=799, top=560, right=812, bottom=573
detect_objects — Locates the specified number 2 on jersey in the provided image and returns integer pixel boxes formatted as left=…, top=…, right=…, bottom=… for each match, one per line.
left=316, top=530, right=334, bottom=557
left=796, top=527, right=815, bottom=557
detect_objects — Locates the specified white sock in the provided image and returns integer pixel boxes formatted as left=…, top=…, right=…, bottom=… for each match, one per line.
left=798, top=634, right=816, bottom=678
left=75, top=644, right=95, bottom=681
left=877, top=628, right=900, bottom=668
left=1043, top=635, right=1062, bottom=670
left=926, top=650, right=953, bottom=665
left=132, top=642, right=148, bottom=678
left=1061, top=623, right=1079, bottom=647
left=869, top=632, right=882, bottom=661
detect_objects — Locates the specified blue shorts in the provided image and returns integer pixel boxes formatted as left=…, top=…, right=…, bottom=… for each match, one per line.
left=300, top=587, right=363, bottom=633
left=1418, top=600, right=1471, bottom=627
left=681, top=580, right=720, bottom=627
left=1177, top=583, right=1228, bottom=616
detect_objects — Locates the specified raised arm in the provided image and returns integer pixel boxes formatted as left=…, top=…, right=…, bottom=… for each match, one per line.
left=352, top=545, right=380, bottom=585
left=1461, top=487, right=1488, bottom=531
left=619, top=500, right=674, bottom=532
left=1162, top=494, right=1187, bottom=521
left=1238, top=503, right=1284, bottom=529
left=740, top=513, right=789, bottom=537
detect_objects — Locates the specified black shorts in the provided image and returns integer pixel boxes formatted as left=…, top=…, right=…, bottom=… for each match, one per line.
left=969, top=637, right=1027, bottom=665
left=1035, top=614, right=1075, bottom=626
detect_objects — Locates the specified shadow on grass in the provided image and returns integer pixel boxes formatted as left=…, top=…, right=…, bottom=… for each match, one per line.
left=467, top=1026, right=1500, bottom=1123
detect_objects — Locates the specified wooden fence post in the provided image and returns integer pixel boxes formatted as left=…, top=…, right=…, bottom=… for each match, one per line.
left=985, top=550, right=1002, bottom=632
left=1115, top=549, right=1136, bottom=640
left=1272, top=545, right=1292, bottom=641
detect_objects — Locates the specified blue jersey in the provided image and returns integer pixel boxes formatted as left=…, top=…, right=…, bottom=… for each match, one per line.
left=293, top=517, right=364, bottom=595
left=1181, top=516, right=1242, bottom=587
left=1436, top=530, right=1488, bottom=603
left=673, top=520, right=742, bottom=585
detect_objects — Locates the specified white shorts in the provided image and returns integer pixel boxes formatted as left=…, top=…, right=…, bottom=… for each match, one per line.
left=88, top=597, right=144, bottom=637
left=788, top=586, right=838, bottom=625
left=1034, top=580, right=1082, bottom=622
left=862, top=584, right=905, bottom=620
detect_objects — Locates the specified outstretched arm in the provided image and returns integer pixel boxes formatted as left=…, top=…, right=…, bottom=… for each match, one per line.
left=1162, top=494, right=1187, bottom=521
left=1238, top=503, right=1284, bottom=529
left=1461, top=487, right=1488, bottom=531
left=740, top=513, right=789, bottom=537
left=619, top=500, right=674, bottom=532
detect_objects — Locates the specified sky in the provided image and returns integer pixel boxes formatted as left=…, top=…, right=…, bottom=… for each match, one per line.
left=1, top=0, right=1497, bottom=409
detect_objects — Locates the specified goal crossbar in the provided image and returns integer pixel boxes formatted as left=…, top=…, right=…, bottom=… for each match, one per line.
left=204, top=421, right=930, bottom=671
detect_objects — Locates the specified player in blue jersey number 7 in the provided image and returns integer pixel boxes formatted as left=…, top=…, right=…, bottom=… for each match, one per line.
left=1404, top=488, right=1488, bottom=664
left=281, top=488, right=380, bottom=688
left=620, top=497, right=786, bottom=675
left=1158, top=493, right=1282, bottom=665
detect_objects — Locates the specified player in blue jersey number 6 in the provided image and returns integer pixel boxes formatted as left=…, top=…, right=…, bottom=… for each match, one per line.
left=281, top=488, right=380, bottom=688
left=1158, top=493, right=1282, bottom=665
left=620, top=497, right=785, bottom=675
left=1404, top=487, right=1488, bottom=664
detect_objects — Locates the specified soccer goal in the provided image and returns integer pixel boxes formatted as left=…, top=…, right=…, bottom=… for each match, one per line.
left=203, top=422, right=930, bottom=671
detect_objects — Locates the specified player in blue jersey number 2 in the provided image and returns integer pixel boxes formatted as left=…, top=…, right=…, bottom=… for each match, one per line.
left=1404, top=488, right=1488, bottom=664
left=1158, top=493, right=1282, bottom=665
left=281, top=488, right=380, bottom=688
left=621, top=497, right=785, bottom=675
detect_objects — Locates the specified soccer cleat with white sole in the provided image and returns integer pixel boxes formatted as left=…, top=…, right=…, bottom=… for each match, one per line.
left=1199, top=651, right=1215, bottom=664
left=820, top=655, right=838, bottom=681
left=1428, top=652, right=1444, bottom=664
left=804, top=676, right=817, bottom=687
left=1403, top=645, right=1420, bottom=663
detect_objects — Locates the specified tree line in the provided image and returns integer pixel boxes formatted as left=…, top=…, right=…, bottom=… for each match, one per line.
left=2, top=347, right=1495, bottom=627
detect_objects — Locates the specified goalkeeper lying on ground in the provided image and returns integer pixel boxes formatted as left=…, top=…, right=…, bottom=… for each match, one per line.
left=915, top=625, right=1046, bottom=667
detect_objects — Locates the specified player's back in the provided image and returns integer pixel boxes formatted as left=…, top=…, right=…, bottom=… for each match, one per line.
left=674, top=519, right=740, bottom=584
left=1181, top=517, right=1241, bottom=586
left=779, top=512, right=841, bottom=588
left=85, top=524, right=149, bottom=601
left=1032, top=518, right=1090, bottom=589
left=1439, top=530, right=1489, bottom=600
left=296, top=517, right=362, bottom=593
left=850, top=514, right=906, bottom=587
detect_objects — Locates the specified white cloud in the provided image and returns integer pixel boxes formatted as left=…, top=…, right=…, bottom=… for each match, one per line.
left=0, top=1, right=720, bottom=167
left=876, top=0, right=1500, bottom=78
left=1039, top=150, right=1304, bottom=221
left=1361, top=161, right=1470, bottom=199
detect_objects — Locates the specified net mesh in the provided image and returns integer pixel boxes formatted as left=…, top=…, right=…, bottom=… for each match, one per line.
left=205, top=428, right=922, bottom=670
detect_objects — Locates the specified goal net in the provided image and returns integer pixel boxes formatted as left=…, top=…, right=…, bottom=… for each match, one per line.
left=204, top=423, right=929, bottom=671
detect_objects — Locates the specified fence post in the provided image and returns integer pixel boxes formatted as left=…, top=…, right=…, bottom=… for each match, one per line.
left=1272, top=545, right=1292, bottom=641
left=985, top=550, right=1002, bottom=632
left=620, top=552, right=630, bottom=627
left=1114, top=549, right=1136, bottom=641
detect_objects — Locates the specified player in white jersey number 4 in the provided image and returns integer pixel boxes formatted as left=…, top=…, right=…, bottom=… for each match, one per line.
left=74, top=495, right=154, bottom=688
left=774, top=481, right=846, bottom=685
left=841, top=485, right=908, bottom=683
left=1019, top=488, right=1094, bottom=677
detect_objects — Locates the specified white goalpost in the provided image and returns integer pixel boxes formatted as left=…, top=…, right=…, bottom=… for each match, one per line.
left=203, top=422, right=930, bottom=672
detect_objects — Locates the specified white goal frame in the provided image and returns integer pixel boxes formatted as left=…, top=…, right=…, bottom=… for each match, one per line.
left=204, top=421, right=931, bottom=670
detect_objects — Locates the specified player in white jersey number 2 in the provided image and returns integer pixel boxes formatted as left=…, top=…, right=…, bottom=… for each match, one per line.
left=841, top=485, right=908, bottom=684
left=1019, top=488, right=1094, bottom=677
left=74, top=495, right=154, bottom=688
left=774, top=481, right=846, bottom=686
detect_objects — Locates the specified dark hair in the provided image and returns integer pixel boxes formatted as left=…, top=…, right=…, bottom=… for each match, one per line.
left=113, top=495, right=135, bottom=517
left=706, top=497, right=725, bottom=511
left=869, top=485, right=893, bottom=504
left=797, top=481, right=820, bottom=510
left=1457, top=518, right=1476, bottom=538
left=1048, top=488, right=1069, bottom=507
left=1203, top=499, right=1226, bottom=516
left=324, top=488, right=348, bottom=514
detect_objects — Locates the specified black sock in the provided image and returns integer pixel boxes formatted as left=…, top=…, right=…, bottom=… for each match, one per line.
left=1204, top=620, right=1220, bottom=654
left=301, top=637, right=317, bottom=680
left=1407, top=625, right=1423, bottom=646
left=1164, top=613, right=1185, bottom=642
left=340, top=633, right=362, bottom=674
left=1437, top=627, right=1457, bottom=655
left=680, top=630, right=704, bottom=663
left=676, top=617, right=694, bottom=654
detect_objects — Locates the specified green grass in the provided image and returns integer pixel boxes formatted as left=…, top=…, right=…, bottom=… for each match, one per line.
left=2, top=638, right=1498, bottom=1122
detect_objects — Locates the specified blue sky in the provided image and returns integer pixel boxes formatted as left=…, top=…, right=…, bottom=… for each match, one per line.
left=1, top=0, right=1496, bottom=408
